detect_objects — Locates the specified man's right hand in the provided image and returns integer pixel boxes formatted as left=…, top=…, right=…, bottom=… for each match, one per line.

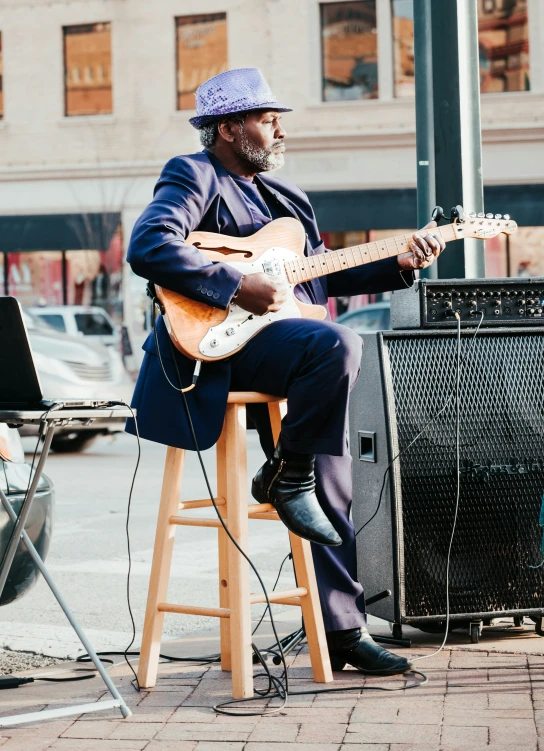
left=234, top=272, right=288, bottom=316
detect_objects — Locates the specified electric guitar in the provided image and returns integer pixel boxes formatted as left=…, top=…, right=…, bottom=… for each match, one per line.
left=156, top=213, right=518, bottom=361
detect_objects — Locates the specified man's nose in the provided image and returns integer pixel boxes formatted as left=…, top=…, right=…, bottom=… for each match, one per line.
left=275, top=122, right=286, bottom=139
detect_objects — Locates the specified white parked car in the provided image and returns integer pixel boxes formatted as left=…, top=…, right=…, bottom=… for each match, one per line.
left=28, top=305, right=120, bottom=349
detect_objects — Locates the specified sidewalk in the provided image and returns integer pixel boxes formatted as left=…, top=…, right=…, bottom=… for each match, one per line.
left=1, top=618, right=544, bottom=751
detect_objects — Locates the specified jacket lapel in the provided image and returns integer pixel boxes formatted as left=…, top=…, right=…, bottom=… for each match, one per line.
left=204, top=151, right=254, bottom=236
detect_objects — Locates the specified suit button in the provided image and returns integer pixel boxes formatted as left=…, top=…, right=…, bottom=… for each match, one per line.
left=207, top=290, right=214, bottom=297
left=197, top=284, right=202, bottom=291
left=213, top=293, right=219, bottom=299
left=201, top=287, right=207, bottom=294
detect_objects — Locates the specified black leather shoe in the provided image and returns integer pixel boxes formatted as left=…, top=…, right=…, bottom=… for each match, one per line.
left=251, top=442, right=342, bottom=547
left=327, top=627, right=413, bottom=675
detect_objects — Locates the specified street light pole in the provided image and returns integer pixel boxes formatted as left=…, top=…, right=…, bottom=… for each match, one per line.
left=430, top=0, right=485, bottom=278
left=414, top=0, right=436, bottom=279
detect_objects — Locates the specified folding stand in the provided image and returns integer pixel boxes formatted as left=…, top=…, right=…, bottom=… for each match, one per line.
left=0, top=406, right=134, bottom=727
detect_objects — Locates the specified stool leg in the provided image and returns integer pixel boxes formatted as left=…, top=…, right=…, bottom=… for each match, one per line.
left=223, top=403, right=253, bottom=699
left=289, top=532, right=333, bottom=683
left=269, top=400, right=332, bottom=683
left=138, top=446, right=186, bottom=688
left=216, top=427, right=231, bottom=672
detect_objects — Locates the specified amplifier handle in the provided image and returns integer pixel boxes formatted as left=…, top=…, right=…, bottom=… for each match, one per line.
left=358, top=431, right=376, bottom=463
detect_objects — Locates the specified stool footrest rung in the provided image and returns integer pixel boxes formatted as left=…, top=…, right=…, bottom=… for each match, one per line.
left=158, top=602, right=230, bottom=618
left=250, top=587, right=307, bottom=605
left=169, top=515, right=223, bottom=528
left=178, top=497, right=225, bottom=510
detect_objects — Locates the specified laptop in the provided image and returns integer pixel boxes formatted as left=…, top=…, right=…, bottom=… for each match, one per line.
left=0, top=297, right=114, bottom=412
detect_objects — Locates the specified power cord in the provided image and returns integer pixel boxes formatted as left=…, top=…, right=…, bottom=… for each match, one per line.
left=149, top=297, right=428, bottom=714
left=356, top=312, right=484, bottom=664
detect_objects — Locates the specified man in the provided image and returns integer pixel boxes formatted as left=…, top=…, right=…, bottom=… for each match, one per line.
left=127, top=68, right=444, bottom=676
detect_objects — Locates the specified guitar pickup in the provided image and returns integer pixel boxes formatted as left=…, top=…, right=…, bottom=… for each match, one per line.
left=263, top=260, right=282, bottom=277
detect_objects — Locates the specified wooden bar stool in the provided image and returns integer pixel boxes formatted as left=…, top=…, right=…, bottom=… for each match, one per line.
left=137, top=392, right=333, bottom=699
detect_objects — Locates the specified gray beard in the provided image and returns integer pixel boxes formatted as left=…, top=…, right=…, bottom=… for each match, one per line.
left=235, top=131, right=285, bottom=172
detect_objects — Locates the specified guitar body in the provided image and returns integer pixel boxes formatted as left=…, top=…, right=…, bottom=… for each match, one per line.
left=156, top=218, right=327, bottom=361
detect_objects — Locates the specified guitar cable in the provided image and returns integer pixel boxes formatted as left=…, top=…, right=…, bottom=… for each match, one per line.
left=148, top=294, right=428, bottom=715
left=355, top=311, right=485, bottom=664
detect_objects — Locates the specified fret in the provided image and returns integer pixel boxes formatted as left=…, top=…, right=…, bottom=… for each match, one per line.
left=385, top=238, right=394, bottom=257
left=324, top=253, right=335, bottom=275
left=348, top=244, right=358, bottom=267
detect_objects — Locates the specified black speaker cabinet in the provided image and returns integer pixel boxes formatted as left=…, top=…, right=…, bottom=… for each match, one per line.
left=350, top=327, right=544, bottom=635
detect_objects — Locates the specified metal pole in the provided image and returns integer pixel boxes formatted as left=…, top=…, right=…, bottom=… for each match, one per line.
left=414, top=0, right=436, bottom=284
left=431, top=0, right=485, bottom=279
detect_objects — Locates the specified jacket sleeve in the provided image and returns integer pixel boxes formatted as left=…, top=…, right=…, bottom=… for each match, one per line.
left=326, top=255, right=414, bottom=297
left=127, top=156, right=243, bottom=310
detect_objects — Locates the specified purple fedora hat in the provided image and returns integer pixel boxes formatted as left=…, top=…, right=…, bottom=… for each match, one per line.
left=189, top=67, right=292, bottom=129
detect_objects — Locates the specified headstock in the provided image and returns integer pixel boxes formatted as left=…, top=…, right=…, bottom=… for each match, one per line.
left=461, top=212, right=518, bottom=239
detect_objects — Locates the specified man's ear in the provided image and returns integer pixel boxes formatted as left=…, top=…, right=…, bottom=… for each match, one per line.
left=217, top=119, right=237, bottom=144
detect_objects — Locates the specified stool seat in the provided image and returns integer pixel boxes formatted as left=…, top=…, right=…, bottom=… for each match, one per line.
left=137, top=392, right=333, bottom=699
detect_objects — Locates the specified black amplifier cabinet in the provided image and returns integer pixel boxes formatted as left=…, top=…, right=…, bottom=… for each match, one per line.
left=350, top=327, right=544, bottom=636
left=391, top=277, right=544, bottom=329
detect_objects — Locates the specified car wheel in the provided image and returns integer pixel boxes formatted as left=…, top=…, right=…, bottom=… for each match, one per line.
left=51, top=431, right=101, bottom=453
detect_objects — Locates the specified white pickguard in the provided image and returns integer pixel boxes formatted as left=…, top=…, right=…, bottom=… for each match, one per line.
left=199, top=246, right=301, bottom=358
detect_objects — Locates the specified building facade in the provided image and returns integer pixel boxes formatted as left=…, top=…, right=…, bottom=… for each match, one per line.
left=0, top=0, right=542, bottom=341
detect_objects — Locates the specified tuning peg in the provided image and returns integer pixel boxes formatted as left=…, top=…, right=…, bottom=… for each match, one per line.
left=478, top=212, right=485, bottom=218
left=503, top=214, right=510, bottom=220
left=495, top=214, right=502, bottom=219
left=431, top=205, right=445, bottom=223
left=469, top=212, right=476, bottom=218
left=486, top=213, right=493, bottom=219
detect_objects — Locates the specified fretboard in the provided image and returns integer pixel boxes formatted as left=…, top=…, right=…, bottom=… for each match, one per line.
left=284, top=224, right=458, bottom=284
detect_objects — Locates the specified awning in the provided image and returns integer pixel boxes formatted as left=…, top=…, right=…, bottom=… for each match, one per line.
left=0, top=212, right=121, bottom=252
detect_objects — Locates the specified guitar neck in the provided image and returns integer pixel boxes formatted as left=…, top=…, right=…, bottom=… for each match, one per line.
left=284, top=224, right=460, bottom=285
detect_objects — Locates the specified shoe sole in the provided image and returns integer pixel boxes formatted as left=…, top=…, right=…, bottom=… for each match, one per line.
left=333, top=662, right=414, bottom=676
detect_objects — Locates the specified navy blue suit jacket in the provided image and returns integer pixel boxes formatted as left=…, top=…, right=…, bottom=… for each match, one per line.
left=126, top=150, right=412, bottom=450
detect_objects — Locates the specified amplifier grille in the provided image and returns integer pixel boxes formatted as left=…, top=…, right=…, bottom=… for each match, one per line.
left=387, top=332, right=544, bottom=617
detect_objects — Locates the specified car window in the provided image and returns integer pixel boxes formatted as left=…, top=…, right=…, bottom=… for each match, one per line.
left=74, top=312, right=114, bottom=336
left=23, top=310, right=58, bottom=332
left=343, top=309, right=385, bottom=333
left=38, top=314, right=67, bottom=332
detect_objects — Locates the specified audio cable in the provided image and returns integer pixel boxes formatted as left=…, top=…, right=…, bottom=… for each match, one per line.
left=355, top=311, right=485, bottom=663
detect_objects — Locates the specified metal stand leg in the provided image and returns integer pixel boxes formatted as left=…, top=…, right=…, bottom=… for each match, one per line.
left=0, top=450, right=132, bottom=726
left=0, top=423, right=56, bottom=598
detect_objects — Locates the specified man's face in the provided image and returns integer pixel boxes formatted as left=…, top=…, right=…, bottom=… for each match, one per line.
left=233, top=110, right=286, bottom=171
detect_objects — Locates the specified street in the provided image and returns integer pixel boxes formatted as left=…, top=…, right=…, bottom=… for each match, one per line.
left=0, top=431, right=296, bottom=658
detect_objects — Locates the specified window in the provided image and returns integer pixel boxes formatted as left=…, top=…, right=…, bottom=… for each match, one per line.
left=392, top=0, right=414, bottom=97
left=321, top=1, right=378, bottom=101
left=75, top=312, right=114, bottom=336
left=478, top=0, right=530, bottom=92
left=176, top=13, right=228, bottom=111
left=0, top=32, right=3, bottom=118
left=64, top=23, right=112, bottom=116
left=37, top=314, right=67, bottom=332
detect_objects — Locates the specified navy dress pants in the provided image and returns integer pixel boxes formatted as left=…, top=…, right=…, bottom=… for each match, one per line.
left=229, top=317, right=367, bottom=632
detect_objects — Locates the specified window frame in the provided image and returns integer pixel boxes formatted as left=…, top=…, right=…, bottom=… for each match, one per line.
left=174, top=12, right=228, bottom=113
left=62, top=21, right=113, bottom=118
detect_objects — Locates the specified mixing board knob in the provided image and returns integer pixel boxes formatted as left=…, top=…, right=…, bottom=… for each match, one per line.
left=516, top=299, right=525, bottom=306
left=444, top=301, right=452, bottom=308
left=529, top=308, right=535, bottom=315
left=537, top=308, right=543, bottom=314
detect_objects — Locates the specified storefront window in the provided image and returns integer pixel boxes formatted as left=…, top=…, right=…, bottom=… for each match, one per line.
left=321, top=1, right=378, bottom=102
left=392, top=0, right=414, bottom=97
left=176, top=13, right=228, bottom=111
left=479, top=0, right=530, bottom=93
left=6, top=251, right=64, bottom=306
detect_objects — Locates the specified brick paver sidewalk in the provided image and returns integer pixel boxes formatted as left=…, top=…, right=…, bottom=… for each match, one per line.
left=1, top=641, right=544, bottom=751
